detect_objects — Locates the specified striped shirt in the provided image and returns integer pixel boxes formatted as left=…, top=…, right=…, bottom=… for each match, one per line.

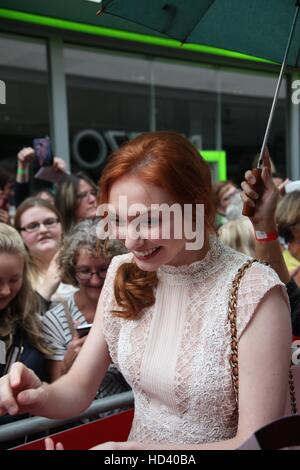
left=41, top=294, right=86, bottom=361
left=41, top=294, right=131, bottom=399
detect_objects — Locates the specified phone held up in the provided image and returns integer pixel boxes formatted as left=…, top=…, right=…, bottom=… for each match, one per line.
left=33, top=136, right=53, bottom=167
left=33, top=136, right=66, bottom=184
left=76, top=323, right=92, bottom=338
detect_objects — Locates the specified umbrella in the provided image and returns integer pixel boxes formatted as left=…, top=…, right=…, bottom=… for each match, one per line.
left=98, top=0, right=300, bottom=214
left=98, top=1, right=300, bottom=67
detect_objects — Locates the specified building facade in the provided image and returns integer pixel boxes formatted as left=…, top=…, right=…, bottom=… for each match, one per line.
left=0, top=0, right=299, bottom=184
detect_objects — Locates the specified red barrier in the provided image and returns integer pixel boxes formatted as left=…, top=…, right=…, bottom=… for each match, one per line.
left=12, top=409, right=134, bottom=450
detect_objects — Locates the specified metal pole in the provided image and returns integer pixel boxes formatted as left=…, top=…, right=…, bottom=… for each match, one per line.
left=47, top=36, right=71, bottom=171
left=289, top=71, right=300, bottom=179
left=0, top=391, right=134, bottom=444
left=149, top=60, right=156, bottom=132
left=257, top=5, right=300, bottom=168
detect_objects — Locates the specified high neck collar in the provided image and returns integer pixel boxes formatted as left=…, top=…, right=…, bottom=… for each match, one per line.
left=157, top=236, right=222, bottom=286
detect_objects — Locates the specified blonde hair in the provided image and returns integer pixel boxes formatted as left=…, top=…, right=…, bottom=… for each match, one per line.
left=276, top=191, right=300, bottom=242
left=0, top=223, right=50, bottom=354
left=218, top=217, right=255, bottom=257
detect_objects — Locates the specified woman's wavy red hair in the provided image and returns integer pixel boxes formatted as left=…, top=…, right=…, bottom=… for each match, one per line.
left=98, top=131, right=216, bottom=319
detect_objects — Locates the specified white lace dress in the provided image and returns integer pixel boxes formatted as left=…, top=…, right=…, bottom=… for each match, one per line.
left=102, top=238, right=288, bottom=445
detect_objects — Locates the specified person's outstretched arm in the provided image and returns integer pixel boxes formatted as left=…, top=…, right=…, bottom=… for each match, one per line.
left=240, top=151, right=300, bottom=336
left=14, top=147, right=34, bottom=207
left=240, top=150, right=290, bottom=284
left=0, top=290, right=110, bottom=420
left=92, top=282, right=291, bottom=450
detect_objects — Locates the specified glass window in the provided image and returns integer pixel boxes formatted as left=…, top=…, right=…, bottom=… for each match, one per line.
left=153, top=60, right=217, bottom=149
left=0, top=34, right=49, bottom=173
left=219, top=69, right=286, bottom=182
left=153, top=61, right=286, bottom=183
left=64, top=45, right=152, bottom=175
left=64, top=43, right=286, bottom=184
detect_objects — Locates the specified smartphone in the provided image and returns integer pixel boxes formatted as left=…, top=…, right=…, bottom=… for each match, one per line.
left=33, top=136, right=53, bottom=167
left=76, top=323, right=92, bottom=338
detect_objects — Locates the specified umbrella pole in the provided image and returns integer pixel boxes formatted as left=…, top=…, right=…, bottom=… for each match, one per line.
left=257, top=3, right=300, bottom=168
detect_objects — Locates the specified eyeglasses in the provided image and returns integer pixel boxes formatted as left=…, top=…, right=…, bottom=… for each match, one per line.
left=20, top=217, right=59, bottom=233
left=76, top=189, right=98, bottom=200
left=75, top=267, right=109, bottom=281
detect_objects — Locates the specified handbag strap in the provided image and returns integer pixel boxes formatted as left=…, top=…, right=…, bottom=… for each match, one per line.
left=289, top=367, right=298, bottom=414
left=228, top=258, right=297, bottom=414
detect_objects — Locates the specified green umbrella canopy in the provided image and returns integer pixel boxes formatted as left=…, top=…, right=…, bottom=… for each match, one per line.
left=100, top=0, right=300, bottom=67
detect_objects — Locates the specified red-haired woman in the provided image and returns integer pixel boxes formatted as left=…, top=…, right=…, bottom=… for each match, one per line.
left=0, top=132, right=291, bottom=450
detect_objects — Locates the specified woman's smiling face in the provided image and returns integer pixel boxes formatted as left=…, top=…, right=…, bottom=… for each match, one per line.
left=108, top=174, right=204, bottom=271
left=74, top=247, right=110, bottom=303
left=19, top=206, right=62, bottom=258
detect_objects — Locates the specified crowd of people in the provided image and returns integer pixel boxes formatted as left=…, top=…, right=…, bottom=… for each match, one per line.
left=0, top=150, right=130, bottom=435
left=0, top=133, right=299, bottom=450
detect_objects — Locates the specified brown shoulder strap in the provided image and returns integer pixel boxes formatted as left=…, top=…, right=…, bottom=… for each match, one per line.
left=228, top=259, right=261, bottom=403
left=228, top=258, right=297, bottom=414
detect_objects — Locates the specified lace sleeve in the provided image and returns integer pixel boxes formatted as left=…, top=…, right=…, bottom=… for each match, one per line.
left=236, top=262, right=289, bottom=340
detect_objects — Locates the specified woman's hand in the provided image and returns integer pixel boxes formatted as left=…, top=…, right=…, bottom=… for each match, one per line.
left=16, top=147, right=35, bottom=183
left=0, top=208, right=9, bottom=224
left=240, top=148, right=279, bottom=230
left=63, top=329, right=87, bottom=373
left=17, top=147, right=35, bottom=167
left=45, top=437, right=64, bottom=450
left=36, top=252, right=62, bottom=300
left=0, top=362, right=47, bottom=416
left=53, top=157, right=67, bottom=174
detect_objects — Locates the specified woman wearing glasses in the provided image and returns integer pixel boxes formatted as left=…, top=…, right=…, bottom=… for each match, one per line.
left=55, top=172, right=98, bottom=234
left=14, top=198, right=75, bottom=305
left=41, top=219, right=129, bottom=402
